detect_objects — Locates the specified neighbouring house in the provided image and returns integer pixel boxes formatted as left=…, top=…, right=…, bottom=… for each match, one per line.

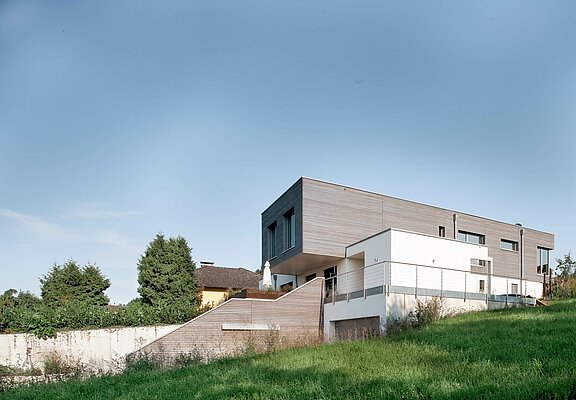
left=196, top=262, right=261, bottom=307
left=262, top=177, right=555, bottom=339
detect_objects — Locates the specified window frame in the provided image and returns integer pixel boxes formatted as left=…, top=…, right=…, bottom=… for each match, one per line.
left=283, top=208, right=296, bottom=251
left=500, top=239, right=519, bottom=252
left=537, top=247, right=550, bottom=275
left=267, top=222, right=277, bottom=260
left=457, top=230, right=486, bottom=245
left=510, top=283, right=519, bottom=294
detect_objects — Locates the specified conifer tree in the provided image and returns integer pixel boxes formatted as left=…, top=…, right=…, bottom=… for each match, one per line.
left=137, top=233, right=200, bottom=308
left=40, top=260, right=110, bottom=306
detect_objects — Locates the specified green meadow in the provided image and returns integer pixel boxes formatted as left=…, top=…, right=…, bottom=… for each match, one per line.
left=4, top=300, right=576, bottom=399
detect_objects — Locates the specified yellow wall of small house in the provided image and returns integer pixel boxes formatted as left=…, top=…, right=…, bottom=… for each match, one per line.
left=200, top=289, right=228, bottom=306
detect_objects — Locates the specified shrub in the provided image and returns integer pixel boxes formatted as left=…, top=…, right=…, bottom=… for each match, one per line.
left=386, top=297, right=445, bottom=334
left=0, top=300, right=205, bottom=337
left=43, top=352, right=82, bottom=376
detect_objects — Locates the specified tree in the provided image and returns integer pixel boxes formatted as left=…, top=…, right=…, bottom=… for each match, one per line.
left=137, top=233, right=200, bottom=308
left=556, top=252, right=575, bottom=277
left=40, top=260, right=110, bottom=307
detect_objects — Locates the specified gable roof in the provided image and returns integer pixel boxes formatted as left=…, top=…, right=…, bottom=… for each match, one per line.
left=196, top=265, right=261, bottom=290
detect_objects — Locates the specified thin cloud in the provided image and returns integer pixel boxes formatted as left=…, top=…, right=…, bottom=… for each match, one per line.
left=0, top=207, right=139, bottom=250
left=0, top=208, right=69, bottom=237
left=63, top=203, right=139, bottom=220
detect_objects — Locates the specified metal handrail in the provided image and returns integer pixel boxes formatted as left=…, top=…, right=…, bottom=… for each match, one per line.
left=323, top=260, right=537, bottom=303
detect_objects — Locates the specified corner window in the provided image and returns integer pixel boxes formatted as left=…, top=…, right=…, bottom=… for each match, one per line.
left=458, top=230, right=485, bottom=245
left=283, top=208, right=295, bottom=250
left=438, top=226, right=445, bottom=238
left=267, top=222, right=277, bottom=259
left=500, top=239, right=519, bottom=251
left=537, top=247, right=550, bottom=275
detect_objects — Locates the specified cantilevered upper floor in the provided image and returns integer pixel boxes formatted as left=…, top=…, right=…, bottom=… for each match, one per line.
left=261, top=177, right=554, bottom=283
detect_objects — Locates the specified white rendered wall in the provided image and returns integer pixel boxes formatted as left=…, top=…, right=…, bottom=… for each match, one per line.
left=0, top=325, right=179, bottom=373
left=390, top=230, right=490, bottom=272
left=346, top=229, right=493, bottom=293
left=347, top=232, right=391, bottom=290
left=324, top=294, right=386, bottom=338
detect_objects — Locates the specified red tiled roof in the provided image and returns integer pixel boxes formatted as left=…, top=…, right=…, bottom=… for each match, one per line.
left=196, top=265, right=261, bottom=290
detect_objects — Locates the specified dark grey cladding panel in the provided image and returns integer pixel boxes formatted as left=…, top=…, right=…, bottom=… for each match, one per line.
left=261, top=179, right=303, bottom=268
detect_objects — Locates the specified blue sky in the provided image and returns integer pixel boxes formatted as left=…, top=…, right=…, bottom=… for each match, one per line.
left=1, top=1, right=574, bottom=304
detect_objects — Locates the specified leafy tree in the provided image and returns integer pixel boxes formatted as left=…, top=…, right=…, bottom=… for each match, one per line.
left=0, top=289, right=17, bottom=308
left=137, top=233, right=200, bottom=308
left=556, top=252, right=575, bottom=277
left=40, top=260, right=110, bottom=307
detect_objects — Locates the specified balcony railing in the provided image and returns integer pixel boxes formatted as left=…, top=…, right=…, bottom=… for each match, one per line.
left=323, top=260, right=536, bottom=306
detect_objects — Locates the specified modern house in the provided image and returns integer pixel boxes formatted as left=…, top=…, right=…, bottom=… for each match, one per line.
left=196, top=263, right=261, bottom=307
left=262, top=177, right=554, bottom=338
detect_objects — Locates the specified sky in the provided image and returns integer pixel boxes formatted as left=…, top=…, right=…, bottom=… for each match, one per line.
left=1, top=1, right=575, bottom=304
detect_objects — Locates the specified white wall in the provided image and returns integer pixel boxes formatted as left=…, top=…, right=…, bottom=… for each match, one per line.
left=0, top=325, right=179, bottom=373
left=346, top=229, right=494, bottom=294
left=324, top=294, right=386, bottom=338
left=390, top=229, right=491, bottom=272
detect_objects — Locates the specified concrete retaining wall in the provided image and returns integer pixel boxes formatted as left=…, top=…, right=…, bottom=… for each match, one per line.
left=0, top=324, right=179, bottom=373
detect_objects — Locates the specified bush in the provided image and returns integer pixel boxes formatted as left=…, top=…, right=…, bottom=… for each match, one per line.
left=43, top=352, right=82, bottom=376
left=386, top=297, right=445, bottom=334
left=552, top=276, right=576, bottom=299
left=0, top=300, right=204, bottom=337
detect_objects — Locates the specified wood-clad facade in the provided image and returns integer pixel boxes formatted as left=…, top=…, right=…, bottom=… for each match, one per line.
left=137, top=278, right=324, bottom=362
left=262, top=177, right=554, bottom=283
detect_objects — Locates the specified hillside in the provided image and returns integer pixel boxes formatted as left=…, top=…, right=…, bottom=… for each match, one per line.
left=4, top=300, right=576, bottom=399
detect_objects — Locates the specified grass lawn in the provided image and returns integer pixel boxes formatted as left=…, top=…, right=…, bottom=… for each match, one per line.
left=3, top=300, right=576, bottom=399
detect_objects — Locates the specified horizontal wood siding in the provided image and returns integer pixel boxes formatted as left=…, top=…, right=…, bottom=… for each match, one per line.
left=299, top=178, right=554, bottom=280
left=138, top=278, right=323, bottom=361
left=302, top=180, right=383, bottom=257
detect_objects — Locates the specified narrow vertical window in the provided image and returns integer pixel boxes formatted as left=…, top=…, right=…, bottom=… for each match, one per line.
left=267, top=222, right=277, bottom=259
left=479, top=279, right=485, bottom=293
left=324, top=266, right=337, bottom=294
left=537, top=247, right=550, bottom=275
left=438, top=226, right=445, bottom=238
left=283, top=208, right=295, bottom=250
left=510, top=283, right=519, bottom=294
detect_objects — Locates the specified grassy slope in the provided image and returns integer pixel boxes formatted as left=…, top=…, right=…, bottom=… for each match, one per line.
left=4, top=300, right=576, bottom=400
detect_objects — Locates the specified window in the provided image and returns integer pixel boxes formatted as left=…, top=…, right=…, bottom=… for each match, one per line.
left=510, top=283, right=519, bottom=294
left=283, top=208, right=295, bottom=250
left=458, top=230, right=485, bottom=245
left=500, top=239, right=519, bottom=251
left=438, top=226, right=445, bottom=238
left=267, top=223, right=277, bottom=259
left=479, top=280, right=485, bottom=293
left=471, top=258, right=487, bottom=267
left=305, top=273, right=316, bottom=282
left=537, top=247, right=550, bottom=275
left=324, top=266, right=337, bottom=293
